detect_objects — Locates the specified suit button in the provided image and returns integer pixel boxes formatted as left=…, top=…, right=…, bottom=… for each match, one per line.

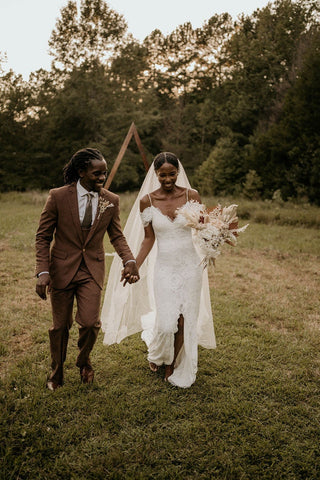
left=83, top=248, right=86, bottom=252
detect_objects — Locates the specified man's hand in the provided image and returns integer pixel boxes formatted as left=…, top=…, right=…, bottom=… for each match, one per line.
left=121, top=261, right=140, bottom=286
left=36, top=273, right=51, bottom=300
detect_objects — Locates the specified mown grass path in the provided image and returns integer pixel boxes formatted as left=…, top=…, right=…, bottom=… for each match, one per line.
left=0, top=192, right=319, bottom=479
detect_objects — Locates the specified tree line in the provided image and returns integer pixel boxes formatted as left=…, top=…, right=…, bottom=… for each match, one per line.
left=0, top=0, right=319, bottom=203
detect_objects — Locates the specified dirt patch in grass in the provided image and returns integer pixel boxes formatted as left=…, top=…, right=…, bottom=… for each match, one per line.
left=0, top=240, right=11, bottom=252
left=11, top=330, right=33, bottom=354
left=305, top=314, right=320, bottom=332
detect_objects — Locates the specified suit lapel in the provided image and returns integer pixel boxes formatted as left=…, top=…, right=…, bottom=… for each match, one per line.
left=68, top=184, right=83, bottom=244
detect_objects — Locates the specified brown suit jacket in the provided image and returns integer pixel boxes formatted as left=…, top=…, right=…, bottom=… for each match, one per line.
left=35, top=183, right=134, bottom=289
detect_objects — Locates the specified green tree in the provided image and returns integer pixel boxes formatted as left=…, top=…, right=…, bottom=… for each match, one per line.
left=194, top=133, right=247, bottom=195
left=220, top=0, right=316, bottom=136
left=0, top=69, right=32, bottom=191
left=247, top=25, right=320, bottom=202
left=194, top=0, right=319, bottom=199
left=242, top=169, right=263, bottom=199
left=48, top=0, right=127, bottom=71
left=193, top=13, right=234, bottom=91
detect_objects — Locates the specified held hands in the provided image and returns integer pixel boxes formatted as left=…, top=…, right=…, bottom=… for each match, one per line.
left=35, top=273, right=51, bottom=300
left=121, top=261, right=140, bottom=286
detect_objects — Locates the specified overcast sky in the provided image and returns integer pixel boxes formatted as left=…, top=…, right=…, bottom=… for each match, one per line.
left=0, top=0, right=270, bottom=79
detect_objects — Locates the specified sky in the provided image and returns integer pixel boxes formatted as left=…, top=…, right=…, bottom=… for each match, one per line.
left=0, top=0, right=270, bottom=79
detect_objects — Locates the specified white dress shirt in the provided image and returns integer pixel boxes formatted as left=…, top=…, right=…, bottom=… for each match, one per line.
left=77, top=179, right=99, bottom=225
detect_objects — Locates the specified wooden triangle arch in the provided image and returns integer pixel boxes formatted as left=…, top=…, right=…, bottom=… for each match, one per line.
left=105, top=122, right=149, bottom=190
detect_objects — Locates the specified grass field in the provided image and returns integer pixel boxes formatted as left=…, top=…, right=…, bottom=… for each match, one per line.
left=0, top=191, right=319, bottom=479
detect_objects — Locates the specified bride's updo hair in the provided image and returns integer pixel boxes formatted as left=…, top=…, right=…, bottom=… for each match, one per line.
left=153, top=152, right=179, bottom=171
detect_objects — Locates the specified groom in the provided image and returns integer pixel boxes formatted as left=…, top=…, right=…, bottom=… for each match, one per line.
left=35, top=148, right=139, bottom=390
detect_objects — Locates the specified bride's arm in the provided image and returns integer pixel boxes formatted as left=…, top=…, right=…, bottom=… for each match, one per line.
left=136, top=224, right=155, bottom=269
left=136, top=197, right=155, bottom=269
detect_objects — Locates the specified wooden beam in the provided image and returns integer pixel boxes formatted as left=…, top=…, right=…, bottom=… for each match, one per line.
left=105, top=123, right=135, bottom=190
left=105, top=122, right=149, bottom=190
left=132, top=123, right=149, bottom=172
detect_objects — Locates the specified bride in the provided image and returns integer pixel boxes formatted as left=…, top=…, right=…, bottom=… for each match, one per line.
left=101, top=152, right=216, bottom=388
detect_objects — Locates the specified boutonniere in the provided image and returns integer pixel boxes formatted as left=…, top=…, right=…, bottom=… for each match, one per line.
left=97, top=197, right=114, bottom=219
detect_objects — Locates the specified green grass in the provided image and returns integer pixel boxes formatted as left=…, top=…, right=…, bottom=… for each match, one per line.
left=0, top=192, right=320, bottom=479
left=202, top=195, right=320, bottom=229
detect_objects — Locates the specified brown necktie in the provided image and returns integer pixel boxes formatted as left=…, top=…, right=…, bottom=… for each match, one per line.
left=81, top=193, right=93, bottom=228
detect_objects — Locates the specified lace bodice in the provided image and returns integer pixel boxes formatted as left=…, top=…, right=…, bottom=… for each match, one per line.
left=141, top=204, right=199, bottom=270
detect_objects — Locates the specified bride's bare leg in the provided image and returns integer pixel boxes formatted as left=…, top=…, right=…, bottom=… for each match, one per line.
left=165, top=315, right=184, bottom=381
left=174, top=314, right=184, bottom=360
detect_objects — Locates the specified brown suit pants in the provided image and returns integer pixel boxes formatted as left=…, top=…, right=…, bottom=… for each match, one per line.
left=49, top=260, right=101, bottom=384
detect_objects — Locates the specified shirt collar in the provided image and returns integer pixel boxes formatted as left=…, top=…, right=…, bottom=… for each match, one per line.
left=77, top=179, right=98, bottom=198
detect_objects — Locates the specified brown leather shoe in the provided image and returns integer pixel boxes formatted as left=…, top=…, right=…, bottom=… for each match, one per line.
left=80, top=366, right=94, bottom=384
left=47, top=380, right=62, bottom=391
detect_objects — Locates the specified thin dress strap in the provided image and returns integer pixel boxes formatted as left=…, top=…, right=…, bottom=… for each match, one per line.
left=148, top=193, right=152, bottom=206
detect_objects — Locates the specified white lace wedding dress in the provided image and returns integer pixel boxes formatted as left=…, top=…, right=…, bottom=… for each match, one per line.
left=101, top=160, right=216, bottom=389
left=140, top=197, right=203, bottom=387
